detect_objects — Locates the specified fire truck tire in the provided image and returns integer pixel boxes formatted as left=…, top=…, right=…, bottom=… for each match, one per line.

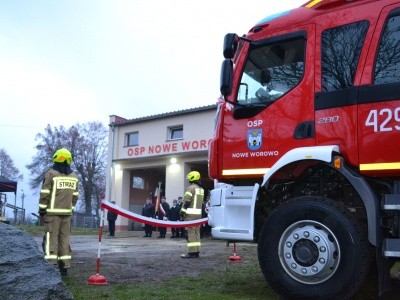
left=258, top=196, right=370, bottom=300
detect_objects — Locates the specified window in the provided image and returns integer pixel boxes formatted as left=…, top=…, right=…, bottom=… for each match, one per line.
left=132, top=176, right=144, bottom=189
left=126, top=132, right=139, bottom=146
left=238, top=33, right=306, bottom=105
left=168, top=126, right=183, bottom=140
left=321, top=21, right=369, bottom=92
left=374, top=11, right=400, bottom=85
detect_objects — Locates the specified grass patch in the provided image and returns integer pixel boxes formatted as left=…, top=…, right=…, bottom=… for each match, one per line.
left=65, top=261, right=279, bottom=300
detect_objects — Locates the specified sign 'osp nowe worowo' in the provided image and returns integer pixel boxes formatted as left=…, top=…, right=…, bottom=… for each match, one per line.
left=126, top=139, right=212, bottom=157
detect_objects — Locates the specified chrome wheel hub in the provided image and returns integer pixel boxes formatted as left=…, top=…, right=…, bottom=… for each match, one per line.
left=278, top=220, right=340, bottom=284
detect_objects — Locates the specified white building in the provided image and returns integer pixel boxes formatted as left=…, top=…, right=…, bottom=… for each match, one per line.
left=106, top=104, right=217, bottom=231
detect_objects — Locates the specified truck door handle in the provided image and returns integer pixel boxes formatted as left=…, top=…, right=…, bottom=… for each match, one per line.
left=294, top=121, right=315, bottom=139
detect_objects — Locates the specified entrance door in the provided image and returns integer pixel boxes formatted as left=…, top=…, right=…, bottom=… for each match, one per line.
left=130, top=168, right=165, bottom=230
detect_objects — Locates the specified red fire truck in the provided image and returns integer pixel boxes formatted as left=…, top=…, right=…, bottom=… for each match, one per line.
left=207, top=0, right=400, bottom=298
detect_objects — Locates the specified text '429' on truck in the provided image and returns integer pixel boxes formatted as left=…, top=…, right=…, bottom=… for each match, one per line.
left=207, top=0, right=400, bottom=299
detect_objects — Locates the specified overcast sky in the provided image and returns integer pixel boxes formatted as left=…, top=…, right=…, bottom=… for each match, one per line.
left=0, top=0, right=306, bottom=218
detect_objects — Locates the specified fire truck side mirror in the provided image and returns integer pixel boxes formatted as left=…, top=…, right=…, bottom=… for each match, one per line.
left=220, top=59, right=233, bottom=96
left=223, top=33, right=239, bottom=59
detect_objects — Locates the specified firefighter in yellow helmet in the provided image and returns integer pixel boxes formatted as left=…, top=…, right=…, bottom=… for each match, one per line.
left=38, top=148, right=79, bottom=275
left=180, top=171, right=204, bottom=258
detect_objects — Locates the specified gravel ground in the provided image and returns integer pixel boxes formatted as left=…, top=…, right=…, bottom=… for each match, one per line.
left=35, top=231, right=260, bottom=285
left=34, top=230, right=400, bottom=299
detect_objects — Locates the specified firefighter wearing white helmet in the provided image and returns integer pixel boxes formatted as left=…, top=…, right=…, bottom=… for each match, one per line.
left=38, top=148, right=79, bottom=275
left=180, top=171, right=204, bottom=259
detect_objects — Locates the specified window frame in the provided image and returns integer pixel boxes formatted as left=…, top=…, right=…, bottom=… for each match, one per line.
left=321, top=20, right=369, bottom=92
left=132, top=176, right=145, bottom=189
left=237, top=31, right=307, bottom=106
left=167, top=125, right=183, bottom=141
left=126, top=131, right=139, bottom=147
left=373, top=8, right=400, bottom=85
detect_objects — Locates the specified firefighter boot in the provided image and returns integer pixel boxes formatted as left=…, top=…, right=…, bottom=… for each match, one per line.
left=181, top=252, right=199, bottom=259
left=58, top=261, right=68, bottom=276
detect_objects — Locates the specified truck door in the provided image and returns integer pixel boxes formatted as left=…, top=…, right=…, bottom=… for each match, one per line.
left=220, top=24, right=315, bottom=179
left=314, top=7, right=372, bottom=167
left=358, top=4, right=400, bottom=176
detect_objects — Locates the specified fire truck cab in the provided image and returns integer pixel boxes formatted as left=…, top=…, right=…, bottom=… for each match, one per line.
left=208, top=0, right=400, bottom=298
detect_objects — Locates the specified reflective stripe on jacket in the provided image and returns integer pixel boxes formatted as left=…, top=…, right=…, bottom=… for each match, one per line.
left=39, top=169, right=79, bottom=216
left=181, top=183, right=204, bottom=219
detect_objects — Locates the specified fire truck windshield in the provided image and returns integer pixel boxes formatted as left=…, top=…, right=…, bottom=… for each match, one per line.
left=237, top=36, right=305, bottom=105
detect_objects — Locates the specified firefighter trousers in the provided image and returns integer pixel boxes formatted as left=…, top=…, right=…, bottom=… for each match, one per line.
left=186, top=225, right=201, bottom=254
left=44, top=215, right=72, bottom=268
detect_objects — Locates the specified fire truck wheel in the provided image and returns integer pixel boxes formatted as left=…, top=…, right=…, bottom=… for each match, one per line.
left=258, top=196, right=370, bottom=300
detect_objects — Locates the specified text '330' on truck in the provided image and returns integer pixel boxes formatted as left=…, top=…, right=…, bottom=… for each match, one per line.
left=207, top=0, right=400, bottom=299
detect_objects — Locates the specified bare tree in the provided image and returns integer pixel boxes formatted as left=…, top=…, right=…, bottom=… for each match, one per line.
left=0, top=148, right=23, bottom=181
left=26, top=125, right=71, bottom=188
left=26, top=122, right=108, bottom=215
left=71, top=122, right=108, bottom=216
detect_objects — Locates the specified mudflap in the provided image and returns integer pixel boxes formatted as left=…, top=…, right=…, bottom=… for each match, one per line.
left=377, top=247, right=392, bottom=297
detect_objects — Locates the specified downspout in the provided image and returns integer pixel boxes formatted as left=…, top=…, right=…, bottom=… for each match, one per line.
left=108, top=122, right=115, bottom=202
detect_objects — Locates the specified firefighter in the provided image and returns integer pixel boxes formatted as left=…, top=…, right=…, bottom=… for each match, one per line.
left=180, top=171, right=204, bottom=259
left=38, top=148, right=79, bottom=276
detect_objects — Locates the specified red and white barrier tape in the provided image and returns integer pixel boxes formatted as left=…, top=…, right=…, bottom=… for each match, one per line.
left=101, top=200, right=207, bottom=228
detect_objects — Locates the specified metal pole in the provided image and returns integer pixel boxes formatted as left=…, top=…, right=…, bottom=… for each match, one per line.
left=14, top=193, right=16, bottom=224
left=87, top=203, right=107, bottom=285
left=21, top=190, right=25, bottom=224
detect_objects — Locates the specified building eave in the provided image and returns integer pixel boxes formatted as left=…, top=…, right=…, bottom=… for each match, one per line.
left=109, top=104, right=217, bottom=127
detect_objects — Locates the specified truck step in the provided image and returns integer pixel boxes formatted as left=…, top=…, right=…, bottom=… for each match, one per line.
left=382, top=194, right=400, bottom=210
left=383, top=238, right=400, bottom=257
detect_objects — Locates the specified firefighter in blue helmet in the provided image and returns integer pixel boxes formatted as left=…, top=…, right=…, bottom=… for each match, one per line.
left=180, top=171, right=204, bottom=259
left=38, top=148, right=79, bottom=275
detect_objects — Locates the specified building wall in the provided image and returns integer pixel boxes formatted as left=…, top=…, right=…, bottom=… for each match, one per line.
left=115, top=110, right=214, bottom=160
left=106, top=106, right=216, bottom=231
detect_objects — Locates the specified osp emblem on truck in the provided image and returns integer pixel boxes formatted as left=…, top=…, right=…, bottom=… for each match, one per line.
left=247, top=129, right=262, bottom=150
